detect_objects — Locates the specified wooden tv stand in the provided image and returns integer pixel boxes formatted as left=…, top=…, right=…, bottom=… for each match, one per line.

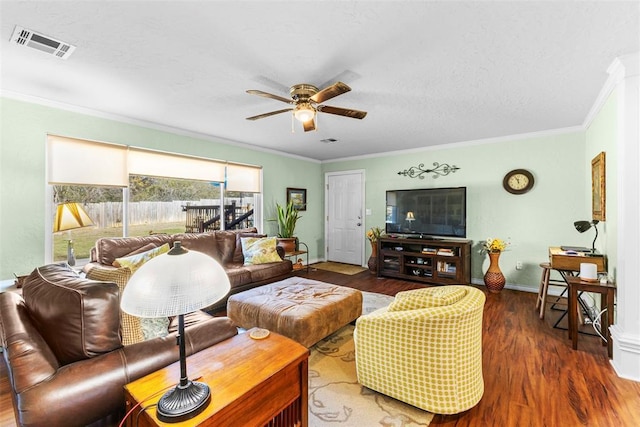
left=377, top=236, right=471, bottom=285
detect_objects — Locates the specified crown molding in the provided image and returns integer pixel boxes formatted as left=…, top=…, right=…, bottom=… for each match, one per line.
left=583, top=52, right=640, bottom=129
left=0, top=90, right=321, bottom=164
left=321, top=125, right=584, bottom=164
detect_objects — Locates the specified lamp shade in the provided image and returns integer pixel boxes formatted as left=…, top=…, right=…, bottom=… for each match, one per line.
left=574, top=220, right=593, bottom=233
left=406, top=211, right=415, bottom=221
left=53, top=202, right=94, bottom=232
left=121, top=242, right=231, bottom=317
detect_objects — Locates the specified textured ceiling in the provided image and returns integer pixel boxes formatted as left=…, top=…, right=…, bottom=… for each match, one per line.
left=1, top=1, right=638, bottom=161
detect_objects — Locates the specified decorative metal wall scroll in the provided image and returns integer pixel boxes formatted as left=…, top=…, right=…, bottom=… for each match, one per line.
left=397, top=162, right=460, bottom=179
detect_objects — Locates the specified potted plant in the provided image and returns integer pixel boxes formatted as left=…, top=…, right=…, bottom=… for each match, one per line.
left=273, top=200, right=301, bottom=253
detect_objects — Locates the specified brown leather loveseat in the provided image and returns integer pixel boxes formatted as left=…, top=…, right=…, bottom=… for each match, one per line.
left=0, top=263, right=238, bottom=427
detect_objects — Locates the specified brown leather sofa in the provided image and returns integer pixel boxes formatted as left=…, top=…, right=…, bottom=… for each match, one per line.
left=87, top=227, right=293, bottom=311
left=0, top=263, right=238, bottom=427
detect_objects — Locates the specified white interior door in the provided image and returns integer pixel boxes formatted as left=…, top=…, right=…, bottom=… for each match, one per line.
left=325, top=171, right=364, bottom=265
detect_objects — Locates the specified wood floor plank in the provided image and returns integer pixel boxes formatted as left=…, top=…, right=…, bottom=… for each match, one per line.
left=2, top=267, right=639, bottom=426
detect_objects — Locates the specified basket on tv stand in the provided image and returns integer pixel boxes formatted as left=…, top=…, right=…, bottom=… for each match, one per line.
left=377, top=236, right=471, bottom=285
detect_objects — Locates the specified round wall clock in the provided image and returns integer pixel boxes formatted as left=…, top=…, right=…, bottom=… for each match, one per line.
left=503, top=169, right=534, bottom=194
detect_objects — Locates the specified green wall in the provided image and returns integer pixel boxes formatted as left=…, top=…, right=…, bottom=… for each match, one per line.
left=323, top=132, right=589, bottom=291
left=0, top=97, right=323, bottom=278
left=585, top=89, right=618, bottom=280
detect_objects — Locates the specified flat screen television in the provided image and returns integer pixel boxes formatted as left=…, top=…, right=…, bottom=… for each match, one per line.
left=385, top=187, right=466, bottom=238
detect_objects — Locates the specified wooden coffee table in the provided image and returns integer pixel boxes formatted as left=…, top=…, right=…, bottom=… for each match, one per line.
left=124, top=329, right=309, bottom=427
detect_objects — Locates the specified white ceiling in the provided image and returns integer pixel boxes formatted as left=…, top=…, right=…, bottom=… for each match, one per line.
left=1, top=1, right=638, bottom=161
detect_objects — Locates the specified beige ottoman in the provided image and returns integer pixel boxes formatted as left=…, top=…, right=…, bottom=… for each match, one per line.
left=227, top=277, right=363, bottom=347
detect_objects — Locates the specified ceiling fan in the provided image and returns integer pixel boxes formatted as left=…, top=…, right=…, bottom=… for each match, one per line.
left=245, top=82, right=367, bottom=132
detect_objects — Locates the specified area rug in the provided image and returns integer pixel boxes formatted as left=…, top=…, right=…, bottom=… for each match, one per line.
left=360, top=290, right=394, bottom=315
left=307, top=291, right=434, bottom=426
left=313, top=262, right=368, bottom=275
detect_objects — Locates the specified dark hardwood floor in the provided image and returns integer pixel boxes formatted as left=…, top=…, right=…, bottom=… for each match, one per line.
left=2, top=267, right=640, bottom=426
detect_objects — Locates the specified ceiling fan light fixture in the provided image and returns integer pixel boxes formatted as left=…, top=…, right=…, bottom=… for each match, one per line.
left=293, top=103, right=315, bottom=122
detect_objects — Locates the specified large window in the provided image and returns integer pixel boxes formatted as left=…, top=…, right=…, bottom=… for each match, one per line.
left=48, top=136, right=262, bottom=263
left=128, top=175, right=222, bottom=237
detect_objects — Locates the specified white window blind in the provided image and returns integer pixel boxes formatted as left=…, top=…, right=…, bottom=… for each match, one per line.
left=226, top=162, right=262, bottom=193
left=128, top=148, right=225, bottom=182
left=48, top=137, right=256, bottom=189
left=47, top=136, right=128, bottom=186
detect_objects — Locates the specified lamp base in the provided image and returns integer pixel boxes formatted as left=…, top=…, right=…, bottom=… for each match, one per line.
left=67, top=240, right=76, bottom=267
left=156, top=380, right=211, bottom=423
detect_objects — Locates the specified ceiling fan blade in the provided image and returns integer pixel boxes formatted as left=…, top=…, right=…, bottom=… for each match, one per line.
left=310, top=81, right=351, bottom=104
left=317, top=105, right=367, bottom=120
left=303, top=118, right=316, bottom=132
left=246, top=89, right=293, bottom=104
left=246, top=108, right=292, bottom=121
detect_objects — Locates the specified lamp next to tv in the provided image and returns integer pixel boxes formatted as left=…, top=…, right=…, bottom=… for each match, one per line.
left=385, top=187, right=467, bottom=238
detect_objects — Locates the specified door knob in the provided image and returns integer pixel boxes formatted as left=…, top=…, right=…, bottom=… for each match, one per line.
left=357, top=223, right=362, bottom=226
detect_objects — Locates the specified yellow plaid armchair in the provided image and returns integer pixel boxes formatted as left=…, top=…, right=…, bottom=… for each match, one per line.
left=354, top=285, right=486, bottom=414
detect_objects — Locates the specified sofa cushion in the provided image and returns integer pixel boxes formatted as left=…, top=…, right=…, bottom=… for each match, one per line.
left=224, top=265, right=253, bottom=289
left=114, top=243, right=170, bottom=272
left=85, top=266, right=144, bottom=346
left=215, top=231, right=238, bottom=264
left=388, top=286, right=468, bottom=312
left=243, top=260, right=293, bottom=283
left=95, top=234, right=173, bottom=266
left=234, top=232, right=266, bottom=263
left=241, top=236, right=282, bottom=265
left=172, top=231, right=221, bottom=262
left=22, top=263, right=122, bottom=365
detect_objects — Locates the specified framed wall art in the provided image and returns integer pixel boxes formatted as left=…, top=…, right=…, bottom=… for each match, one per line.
left=591, top=151, right=606, bottom=221
left=286, top=187, right=307, bottom=211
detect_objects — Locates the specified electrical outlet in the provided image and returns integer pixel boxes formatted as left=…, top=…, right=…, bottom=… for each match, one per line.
left=516, top=261, right=523, bottom=270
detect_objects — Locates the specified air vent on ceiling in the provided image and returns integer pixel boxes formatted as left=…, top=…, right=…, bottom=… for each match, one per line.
left=321, top=138, right=338, bottom=144
left=10, top=25, right=76, bottom=59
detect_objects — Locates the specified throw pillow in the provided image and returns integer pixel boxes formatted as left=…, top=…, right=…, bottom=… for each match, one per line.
left=112, top=243, right=157, bottom=267
left=241, top=236, right=282, bottom=266
left=388, top=286, right=468, bottom=312
left=234, top=232, right=266, bottom=263
left=114, top=243, right=170, bottom=273
left=140, top=317, right=170, bottom=340
left=86, top=266, right=144, bottom=346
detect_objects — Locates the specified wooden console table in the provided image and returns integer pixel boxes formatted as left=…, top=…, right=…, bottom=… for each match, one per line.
left=124, top=329, right=309, bottom=427
left=567, top=277, right=616, bottom=358
left=548, top=247, right=606, bottom=273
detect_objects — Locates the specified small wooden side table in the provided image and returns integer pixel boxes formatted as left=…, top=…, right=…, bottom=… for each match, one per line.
left=124, top=329, right=309, bottom=427
left=566, top=277, right=616, bottom=358
left=285, top=241, right=309, bottom=273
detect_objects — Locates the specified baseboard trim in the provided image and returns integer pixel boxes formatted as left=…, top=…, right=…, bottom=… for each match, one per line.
left=610, top=325, right=640, bottom=382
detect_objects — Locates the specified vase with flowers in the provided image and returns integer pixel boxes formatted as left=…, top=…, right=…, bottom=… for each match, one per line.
left=481, top=238, right=510, bottom=293
left=366, top=226, right=383, bottom=274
